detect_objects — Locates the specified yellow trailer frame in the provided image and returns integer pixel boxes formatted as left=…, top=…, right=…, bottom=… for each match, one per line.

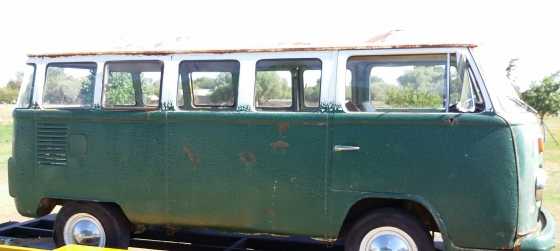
left=0, top=245, right=120, bottom=251
left=0, top=214, right=346, bottom=251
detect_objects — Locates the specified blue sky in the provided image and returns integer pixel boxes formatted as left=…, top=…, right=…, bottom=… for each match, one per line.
left=0, top=0, right=558, bottom=90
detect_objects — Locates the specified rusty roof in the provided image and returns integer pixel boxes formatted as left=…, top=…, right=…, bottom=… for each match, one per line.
left=27, top=30, right=477, bottom=58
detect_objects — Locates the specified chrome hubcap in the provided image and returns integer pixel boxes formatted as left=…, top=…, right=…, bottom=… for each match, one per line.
left=359, top=226, right=417, bottom=251
left=63, top=213, right=106, bottom=247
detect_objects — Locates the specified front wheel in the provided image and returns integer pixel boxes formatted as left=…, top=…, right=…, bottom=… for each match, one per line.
left=344, top=208, right=434, bottom=251
left=53, top=202, right=130, bottom=249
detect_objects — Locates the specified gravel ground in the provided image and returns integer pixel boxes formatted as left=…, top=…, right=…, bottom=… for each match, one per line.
left=0, top=171, right=28, bottom=223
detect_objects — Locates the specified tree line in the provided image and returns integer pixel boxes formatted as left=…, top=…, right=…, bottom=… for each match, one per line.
left=0, top=72, right=23, bottom=104
left=518, top=72, right=560, bottom=122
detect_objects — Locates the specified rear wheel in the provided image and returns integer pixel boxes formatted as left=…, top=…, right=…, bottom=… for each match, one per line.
left=53, top=202, right=130, bottom=249
left=344, top=208, right=434, bottom=251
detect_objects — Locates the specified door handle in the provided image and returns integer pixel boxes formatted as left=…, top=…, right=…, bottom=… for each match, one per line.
left=333, top=145, right=360, bottom=152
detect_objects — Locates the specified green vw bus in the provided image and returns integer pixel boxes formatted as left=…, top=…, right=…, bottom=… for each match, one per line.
left=8, top=39, right=555, bottom=251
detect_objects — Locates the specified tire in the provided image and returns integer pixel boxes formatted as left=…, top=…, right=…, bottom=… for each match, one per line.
left=53, top=202, right=130, bottom=249
left=344, top=208, right=434, bottom=251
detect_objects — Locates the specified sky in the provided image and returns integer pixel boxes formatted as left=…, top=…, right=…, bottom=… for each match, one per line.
left=0, top=0, right=558, bottom=90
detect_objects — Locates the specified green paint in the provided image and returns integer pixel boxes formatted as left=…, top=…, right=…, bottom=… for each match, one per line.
left=328, top=112, right=518, bottom=249
left=8, top=106, right=553, bottom=250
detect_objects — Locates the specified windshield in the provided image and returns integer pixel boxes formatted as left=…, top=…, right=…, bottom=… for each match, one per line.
left=470, top=48, right=534, bottom=114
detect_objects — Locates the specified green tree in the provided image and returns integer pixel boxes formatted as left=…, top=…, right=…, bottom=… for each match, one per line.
left=78, top=70, right=96, bottom=105
left=304, top=78, right=321, bottom=105
left=382, top=66, right=444, bottom=108
left=6, top=72, right=23, bottom=90
left=370, top=76, right=394, bottom=101
left=195, top=76, right=222, bottom=89
left=0, top=72, right=23, bottom=104
left=521, top=72, right=560, bottom=122
left=0, top=88, right=19, bottom=104
left=104, top=72, right=159, bottom=106
left=397, top=66, right=444, bottom=92
left=385, top=87, right=442, bottom=108
left=44, top=68, right=95, bottom=105
left=255, top=71, right=291, bottom=104
left=141, top=75, right=160, bottom=106
left=105, top=72, right=135, bottom=105
left=205, top=73, right=235, bottom=105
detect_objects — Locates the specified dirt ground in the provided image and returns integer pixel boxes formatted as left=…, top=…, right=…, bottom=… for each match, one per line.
left=0, top=105, right=28, bottom=223
left=0, top=175, right=29, bottom=223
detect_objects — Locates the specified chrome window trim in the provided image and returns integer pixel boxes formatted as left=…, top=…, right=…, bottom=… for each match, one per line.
left=101, top=60, right=165, bottom=110
left=33, top=55, right=171, bottom=109
left=464, top=48, right=494, bottom=112
left=253, top=58, right=322, bottom=111
left=42, top=62, right=98, bottom=109
left=171, top=51, right=337, bottom=112
left=32, top=62, right=46, bottom=108
left=445, top=53, right=451, bottom=113
left=92, top=60, right=104, bottom=107
left=336, top=47, right=493, bottom=114
left=15, top=63, right=37, bottom=108
left=177, top=59, right=241, bottom=110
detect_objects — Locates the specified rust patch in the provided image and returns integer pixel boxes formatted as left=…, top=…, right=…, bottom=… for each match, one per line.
left=270, top=140, right=289, bottom=150
left=28, top=43, right=477, bottom=58
left=277, top=122, right=289, bottom=135
left=239, top=152, right=257, bottom=165
left=447, top=117, right=456, bottom=125
left=164, top=225, right=179, bottom=236
left=183, top=145, right=199, bottom=168
left=265, top=208, right=276, bottom=218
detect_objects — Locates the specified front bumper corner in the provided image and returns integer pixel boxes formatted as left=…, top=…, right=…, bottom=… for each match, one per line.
left=517, top=208, right=556, bottom=251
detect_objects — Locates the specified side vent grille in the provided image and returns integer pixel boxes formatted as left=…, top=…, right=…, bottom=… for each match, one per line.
left=36, top=123, right=68, bottom=167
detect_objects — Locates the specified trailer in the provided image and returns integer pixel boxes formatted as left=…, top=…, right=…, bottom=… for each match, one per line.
left=0, top=214, right=346, bottom=250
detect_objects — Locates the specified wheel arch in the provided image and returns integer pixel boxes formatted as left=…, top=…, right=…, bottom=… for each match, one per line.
left=37, top=197, right=130, bottom=224
left=337, top=196, right=447, bottom=242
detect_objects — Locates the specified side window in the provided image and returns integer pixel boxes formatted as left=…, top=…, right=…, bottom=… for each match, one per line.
left=104, top=61, right=162, bottom=109
left=449, top=59, right=484, bottom=113
left=303, top=70, right=321, bottom=107
left=16, top=64, right=36, bottom=108
left=346, top=55, right=447, bottom=112
left=255, top=59, right=321, bottom=111
left=255, top=69, right=293, bottom=109
left=43, top=62, right=96, bottom=107
left=177, top=60, right=239, bottom=109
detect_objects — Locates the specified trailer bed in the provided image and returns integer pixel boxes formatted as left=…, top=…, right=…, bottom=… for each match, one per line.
left=0, top=215, right=345, bottom=250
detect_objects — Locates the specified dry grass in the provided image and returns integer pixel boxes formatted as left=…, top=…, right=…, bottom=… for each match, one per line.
left=543, top=117, right=560, bottom=250
left=0, top=105, right=29, bottom=223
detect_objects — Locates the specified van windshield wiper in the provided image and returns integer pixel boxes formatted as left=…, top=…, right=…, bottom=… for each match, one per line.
left=508, top=96, right=537, bottom=114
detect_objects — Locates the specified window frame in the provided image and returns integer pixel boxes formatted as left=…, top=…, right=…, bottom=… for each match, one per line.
left=102, top=60, right=164, bottom=111
left=255, top=68, right=295, bottom=111
left=453, top=61, right=485, bottom=113
left=347, top=54, right=449, bottom=113
left=42, top=62, right=98, bottom=109
left=301, top=69, right=322, bottom=110
left=15, top=63, right=36, bottom=109
left=254, top=58, right=322, bottom=112
left=339, top=49, right=488, bottom=114
left=177, top=60, right=240, bottom=111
